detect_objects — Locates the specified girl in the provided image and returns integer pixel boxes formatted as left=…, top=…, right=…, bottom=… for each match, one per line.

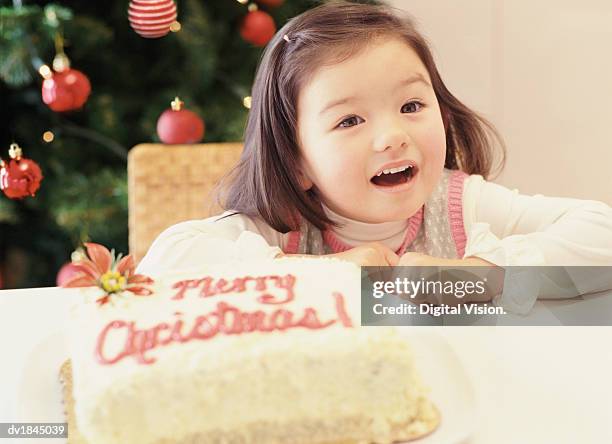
left=137, top=1, right=612, bottom=311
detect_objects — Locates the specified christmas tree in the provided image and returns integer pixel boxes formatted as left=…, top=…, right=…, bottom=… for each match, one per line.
left=0, top=0, right=320, bottom=288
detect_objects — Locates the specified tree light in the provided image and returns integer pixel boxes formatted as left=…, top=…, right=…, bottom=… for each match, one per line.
left=43, top=131, right=55, bottom=143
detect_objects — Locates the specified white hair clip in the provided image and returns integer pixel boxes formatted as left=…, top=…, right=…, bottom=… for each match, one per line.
left=283, top=34, right=291, bottom=43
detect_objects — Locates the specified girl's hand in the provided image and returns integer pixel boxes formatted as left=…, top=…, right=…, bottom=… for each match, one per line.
left=328, top=242, right=400, bottom=267
left=398, top=253, right=499, bottom=303
left=399, top=252, right=494, bottom=267
left=398, top=252, right=448, bottom=266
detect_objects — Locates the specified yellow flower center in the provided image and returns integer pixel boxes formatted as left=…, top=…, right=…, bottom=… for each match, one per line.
left=100, top=271, right=126, bottom=293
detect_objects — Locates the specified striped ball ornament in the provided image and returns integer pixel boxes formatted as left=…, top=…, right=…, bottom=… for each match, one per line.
left=128, top=0, right=177, bottom=39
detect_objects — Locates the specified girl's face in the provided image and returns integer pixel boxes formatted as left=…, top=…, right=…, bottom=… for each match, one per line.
left=297, top=37, right=446, bottom=223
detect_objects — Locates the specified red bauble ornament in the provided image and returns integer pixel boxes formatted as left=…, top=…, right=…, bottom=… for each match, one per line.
left=240, top=10, right=276, bottom=47
left=128, top=0, right=177, bottom=38
left=41, top=68, right=91, bottom=112
left=156, top=97, right=205, bottom=144
left=257, top=0, right=285, bottom=7
left=0, top=144, right=43, bottom=200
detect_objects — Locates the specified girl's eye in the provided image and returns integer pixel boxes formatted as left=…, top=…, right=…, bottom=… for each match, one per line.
left=337, top=115, right=364, bottom=129
left=401, top=101, right=424, bottom=113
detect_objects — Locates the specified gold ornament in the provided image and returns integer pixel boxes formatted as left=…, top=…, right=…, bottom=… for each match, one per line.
left=39, top=65, right=53, bottom=79
left=8, top=143, right=22, bottom=160
left=51, top=33, right=71, bottom=73
left=70, top=248, right=86, bottom=263
left=170, top=97, right=184, bottom=111
left=52, top=52, right=71, bottom=72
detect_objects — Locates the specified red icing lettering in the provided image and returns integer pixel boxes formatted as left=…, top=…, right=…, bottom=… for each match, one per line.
left=170, top=312, right=189, bottom=343
left=129, top=328, right=156, bottom=364
left=188, top=313, right=220, bottom=340
left=95, top=284, right=355, bottom=366
left=296, top=308, right=335, bottom=329
left=95, top=320, right=131, bottom=365
left=215, top=278, right=234, bottom=295
left=269, top=309, right=294, bottom=330
left=231, top=276, right=253, bottom=292
left=198, top=277, right=214, bottom=297
left=333, top=292, right=353, bottom=327
left=170, top=274, right=296, bottom=305
left=172, top=279, right=205, bottom=300
left=256, top=274, right=296, bottom=305
left=152, top=323, right=171, bottom=346
left=241, top=310, right=273, bottom=332
left=217, top=302, right=244, bottom=335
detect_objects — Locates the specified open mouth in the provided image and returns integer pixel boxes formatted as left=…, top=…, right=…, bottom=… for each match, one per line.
left=370, top=164, right=418, bottom=187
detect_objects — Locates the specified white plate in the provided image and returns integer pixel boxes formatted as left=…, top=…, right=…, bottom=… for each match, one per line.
left=16, top=329, right=476, bottom=444
left=14, top=329, right=68, bottom=444
left=397, top=329, right=477, bottom=444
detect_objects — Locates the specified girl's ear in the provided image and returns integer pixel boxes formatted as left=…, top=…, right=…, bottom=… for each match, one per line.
left=297, top=164, right=314, bottom=191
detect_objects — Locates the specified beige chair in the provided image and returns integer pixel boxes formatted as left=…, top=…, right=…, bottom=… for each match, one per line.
left=127, top=143, right=243, bottom=262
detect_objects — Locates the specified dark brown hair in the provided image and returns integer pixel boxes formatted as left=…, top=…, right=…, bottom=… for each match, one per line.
left=216, top=0, right=506, bottom=233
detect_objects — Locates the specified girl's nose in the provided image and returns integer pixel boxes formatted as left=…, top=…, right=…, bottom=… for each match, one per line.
left=372, top=126, right=410, bottom=153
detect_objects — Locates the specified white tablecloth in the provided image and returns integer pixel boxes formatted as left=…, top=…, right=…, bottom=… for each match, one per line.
left=0, top=287, right=611, bottom=444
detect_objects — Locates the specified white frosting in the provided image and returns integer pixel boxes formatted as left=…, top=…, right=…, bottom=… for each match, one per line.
left=68, top=258, right=430, bottom=444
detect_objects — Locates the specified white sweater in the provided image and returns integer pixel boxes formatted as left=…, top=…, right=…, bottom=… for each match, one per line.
left=136, top=174, right=612, bottom=313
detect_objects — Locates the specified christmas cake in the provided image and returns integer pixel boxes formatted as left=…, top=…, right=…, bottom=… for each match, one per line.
left=60, top=249, right=439, bottom=443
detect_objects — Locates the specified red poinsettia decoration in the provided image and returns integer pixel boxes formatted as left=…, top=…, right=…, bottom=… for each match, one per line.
left=61, top=242, right=154, bottom=306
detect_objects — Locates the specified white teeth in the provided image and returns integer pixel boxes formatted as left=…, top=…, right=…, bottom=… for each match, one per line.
left=377, top=165, right=412, bottom=176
